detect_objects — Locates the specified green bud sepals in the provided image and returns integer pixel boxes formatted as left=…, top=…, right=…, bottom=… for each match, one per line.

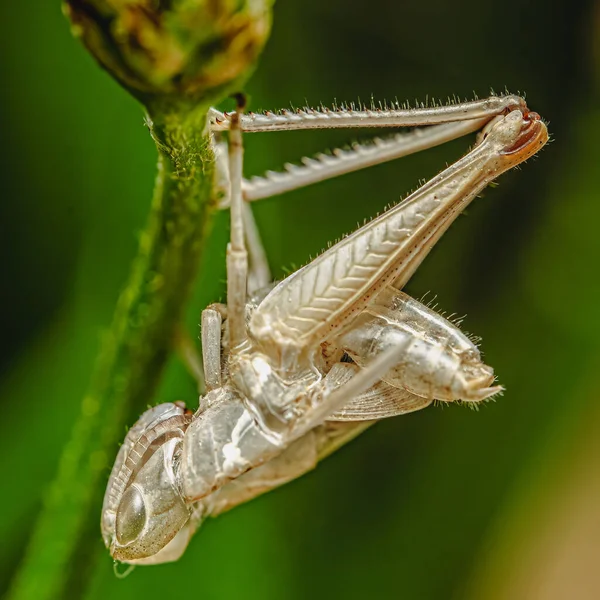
left=64, top=0, right=273, bottom=109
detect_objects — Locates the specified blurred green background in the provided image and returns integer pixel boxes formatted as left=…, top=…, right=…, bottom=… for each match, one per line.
left=1, top=1, right=600, bottom=599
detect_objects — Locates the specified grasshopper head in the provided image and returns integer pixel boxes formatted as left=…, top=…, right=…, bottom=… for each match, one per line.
left=101, top=403, right=197, bottom=564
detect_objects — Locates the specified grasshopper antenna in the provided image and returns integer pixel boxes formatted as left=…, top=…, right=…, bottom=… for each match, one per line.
left=227, top=93, right=249, bottom=349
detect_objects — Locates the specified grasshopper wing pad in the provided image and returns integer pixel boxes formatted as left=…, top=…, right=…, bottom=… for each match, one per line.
left=329, top=381, right=432, bottom=421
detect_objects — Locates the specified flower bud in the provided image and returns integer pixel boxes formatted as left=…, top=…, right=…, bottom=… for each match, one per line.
left=64, top=0, right=273, bottom=109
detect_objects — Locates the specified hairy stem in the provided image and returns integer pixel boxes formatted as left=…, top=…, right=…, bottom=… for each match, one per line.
left=7, top=105, right=216, bottom=600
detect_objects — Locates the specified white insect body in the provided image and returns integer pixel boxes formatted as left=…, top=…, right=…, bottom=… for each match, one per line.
left=101, top=95, right=548, bottom=565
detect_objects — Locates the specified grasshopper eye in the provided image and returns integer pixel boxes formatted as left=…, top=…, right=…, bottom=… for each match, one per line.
left=115, top=485, right=147, bottom=546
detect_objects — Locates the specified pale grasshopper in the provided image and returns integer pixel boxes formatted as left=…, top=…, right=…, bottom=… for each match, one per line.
left=101, top=94, right=547, bottom=565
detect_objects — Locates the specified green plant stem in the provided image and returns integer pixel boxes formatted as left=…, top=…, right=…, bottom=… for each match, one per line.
left=7, top=105, right=217, bottom=600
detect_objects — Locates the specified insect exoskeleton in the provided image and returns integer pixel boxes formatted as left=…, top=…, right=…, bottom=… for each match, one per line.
left=101, top=94, right=549, bottom=567
left=101, top=403, right=198, bottom=563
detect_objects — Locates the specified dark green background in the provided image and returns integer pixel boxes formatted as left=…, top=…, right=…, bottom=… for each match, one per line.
left=2, top=1, right=599, bottom=599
